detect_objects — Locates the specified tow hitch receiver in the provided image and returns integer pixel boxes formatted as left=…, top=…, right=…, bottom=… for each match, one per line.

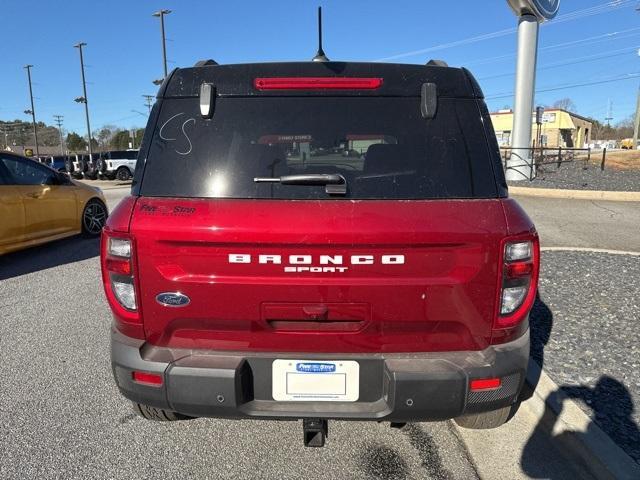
left=303, top=418, right=328, bottom=447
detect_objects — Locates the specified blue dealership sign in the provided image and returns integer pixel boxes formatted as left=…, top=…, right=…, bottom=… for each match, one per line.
left=296, top=362, right=337, bottom=373
left=507, top=0, right=560, bottom=21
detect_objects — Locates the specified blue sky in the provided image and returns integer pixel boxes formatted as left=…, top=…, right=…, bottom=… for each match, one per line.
left=1, top=0, right=638, bottom=135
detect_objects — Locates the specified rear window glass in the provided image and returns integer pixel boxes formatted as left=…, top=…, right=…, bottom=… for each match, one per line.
left=109, top=151, right=137, bottom=160
left=140, top=96, right=497, bottom=199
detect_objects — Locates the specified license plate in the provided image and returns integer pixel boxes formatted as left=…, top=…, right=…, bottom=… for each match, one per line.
left=272, top=359, right=359, bottom=402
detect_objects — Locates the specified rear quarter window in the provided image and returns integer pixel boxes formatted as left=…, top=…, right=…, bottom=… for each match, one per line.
left=140, top=96, right=498, bottom=200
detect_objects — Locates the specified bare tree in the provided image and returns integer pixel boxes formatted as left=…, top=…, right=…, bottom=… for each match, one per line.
left=96, top=125, right=117, bottom=149
left=552, top=98, right=577, bottom=112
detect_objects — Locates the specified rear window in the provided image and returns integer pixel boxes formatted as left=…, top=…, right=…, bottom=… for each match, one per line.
left=108, top=151, right=137, bottom=160
left=140, top=96, right=498, bottom=199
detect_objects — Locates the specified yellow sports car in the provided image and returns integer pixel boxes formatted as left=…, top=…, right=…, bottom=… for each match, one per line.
left=0, top=152, right=108, bottom=256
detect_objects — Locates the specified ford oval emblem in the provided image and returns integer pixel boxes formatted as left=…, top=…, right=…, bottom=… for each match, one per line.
left=156, top=292, right=190, bottom=307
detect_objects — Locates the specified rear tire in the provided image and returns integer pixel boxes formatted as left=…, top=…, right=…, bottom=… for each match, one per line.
left=454, top=404, right=516, bottom=429
left=116, top=167, right=131, bottom=181
left=133, top=402, right=192, bottom=421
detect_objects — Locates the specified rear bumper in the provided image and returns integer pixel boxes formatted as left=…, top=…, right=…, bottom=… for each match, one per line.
left=111, top=328, right=529, bottom=421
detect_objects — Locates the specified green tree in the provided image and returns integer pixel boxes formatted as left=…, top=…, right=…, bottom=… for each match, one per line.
left=66, top=132, right=86, bottom=152
left=133, top=128, right=145, bottom=148
left=111, top=130, right=132, bottom=150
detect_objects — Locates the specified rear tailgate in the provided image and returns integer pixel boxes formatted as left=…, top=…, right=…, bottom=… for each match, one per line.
left=131, top=198, right=506, bottom=353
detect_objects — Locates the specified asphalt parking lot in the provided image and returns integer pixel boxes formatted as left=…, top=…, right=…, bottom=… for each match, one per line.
left=0, top=230, right=478, bottom=479
left=1, top=184, right=637, bottom=478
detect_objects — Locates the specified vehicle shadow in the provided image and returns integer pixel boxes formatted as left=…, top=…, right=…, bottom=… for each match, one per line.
left=0, top=235, right=100, bottom=281
left=526, top=292, right=553, bottom=394
left=520, top=294, right=640, bottom=478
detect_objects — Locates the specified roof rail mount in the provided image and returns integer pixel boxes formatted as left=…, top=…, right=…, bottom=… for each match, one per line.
left=194, top=59, right=219, bottom=67
left=426, top=59, right=448, bottom=67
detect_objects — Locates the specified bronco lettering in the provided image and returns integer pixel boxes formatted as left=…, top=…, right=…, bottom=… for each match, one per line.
left=228, top=254, right=405, bottom=265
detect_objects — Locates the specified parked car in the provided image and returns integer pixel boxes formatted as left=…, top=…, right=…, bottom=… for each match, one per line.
left=68, top=153, right=100, bottom=180
left=40, top=155, right=68, bottom=172
left=102, top=60, right=539, bottom=446
left=0, top=152, right=108, bottom=255
left=620, top=138, right=636, bottom=150
left=68, top=154, right=87, bottom=178
left=97, top=150, right=139, bottom=181
left=83, top=153, right=101, bottom=180
left=65, top=154, right=79, bottom=176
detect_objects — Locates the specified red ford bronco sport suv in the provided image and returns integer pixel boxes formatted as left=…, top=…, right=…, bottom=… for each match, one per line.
left=102, top=59, right=539, bottom=447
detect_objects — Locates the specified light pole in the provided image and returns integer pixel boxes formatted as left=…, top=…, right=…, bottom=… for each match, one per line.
left=24, top=65, right=39, bottom=157
left=506, top=0, right=560, bottom=181
left=152, top=9, right=171, bottom=81
left=633, top=85, right=640, bottom=149
left=74, top=42, right=93, bottom=158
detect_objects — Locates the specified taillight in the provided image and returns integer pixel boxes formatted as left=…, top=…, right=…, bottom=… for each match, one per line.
left=254, top=77, right=384, bottom=90
left=132, top=371, right=163, bottom=386
left=101, top=230, right=143, bottom=338
left=493, top=236, right=540, bottom=343
left=470, top=378, right=501, bottom=391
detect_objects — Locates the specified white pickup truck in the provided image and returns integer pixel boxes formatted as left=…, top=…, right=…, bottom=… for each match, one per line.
left=97, top=150, right=139, bottom=181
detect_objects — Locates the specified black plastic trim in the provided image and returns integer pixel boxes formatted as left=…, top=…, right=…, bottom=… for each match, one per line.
left=111, top=327, right=529, bottom=421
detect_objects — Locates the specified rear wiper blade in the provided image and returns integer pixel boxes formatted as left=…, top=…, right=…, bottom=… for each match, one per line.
left=254, top=174, right=347, bottom=196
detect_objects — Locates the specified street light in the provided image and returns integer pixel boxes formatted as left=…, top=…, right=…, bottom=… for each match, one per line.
left=23, top=64, right=39, bottom=157
left=74, top=42, right=93, bottom=158
left=152, top=9, right=171, bottom=79
left=633, top=46, right=640, bottom=149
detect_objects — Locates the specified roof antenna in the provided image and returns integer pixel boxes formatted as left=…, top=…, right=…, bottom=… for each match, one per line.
left=312, top=6, right=329, bottom=62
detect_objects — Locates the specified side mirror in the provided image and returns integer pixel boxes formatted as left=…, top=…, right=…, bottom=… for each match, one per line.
left=53, top=171, right=71, bottom=185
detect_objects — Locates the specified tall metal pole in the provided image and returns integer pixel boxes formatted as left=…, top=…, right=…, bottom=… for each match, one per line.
left=160, top=13, right=167, bottom=78
left=24, top=65, right=39, bottom=157
left=53, top=115, right=65, bottom=155
left=143, top=94, right=154, bottom=113
left=153, top=9, right=171, bottom=79
left=74, top=42, right=93, bottom=158
left=632, top=86, right=640, bottom=149
left=506, top=14, right=539, bottom=181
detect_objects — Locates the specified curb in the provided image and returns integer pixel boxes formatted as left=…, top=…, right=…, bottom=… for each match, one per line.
left=509, top=186, right=640, bottom=202
left=541, top=246, right=640, bottom=256
left=523, top=360, right=640, bottom=480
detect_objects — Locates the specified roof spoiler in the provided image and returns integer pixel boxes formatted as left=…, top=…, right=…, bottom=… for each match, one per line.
left=420, top=83, right=438, bottom=119
left=199, top=83, right=216, bottom=119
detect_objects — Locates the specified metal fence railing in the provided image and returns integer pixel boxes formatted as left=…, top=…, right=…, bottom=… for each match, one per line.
left=500, top=146, right=609, bottom=181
